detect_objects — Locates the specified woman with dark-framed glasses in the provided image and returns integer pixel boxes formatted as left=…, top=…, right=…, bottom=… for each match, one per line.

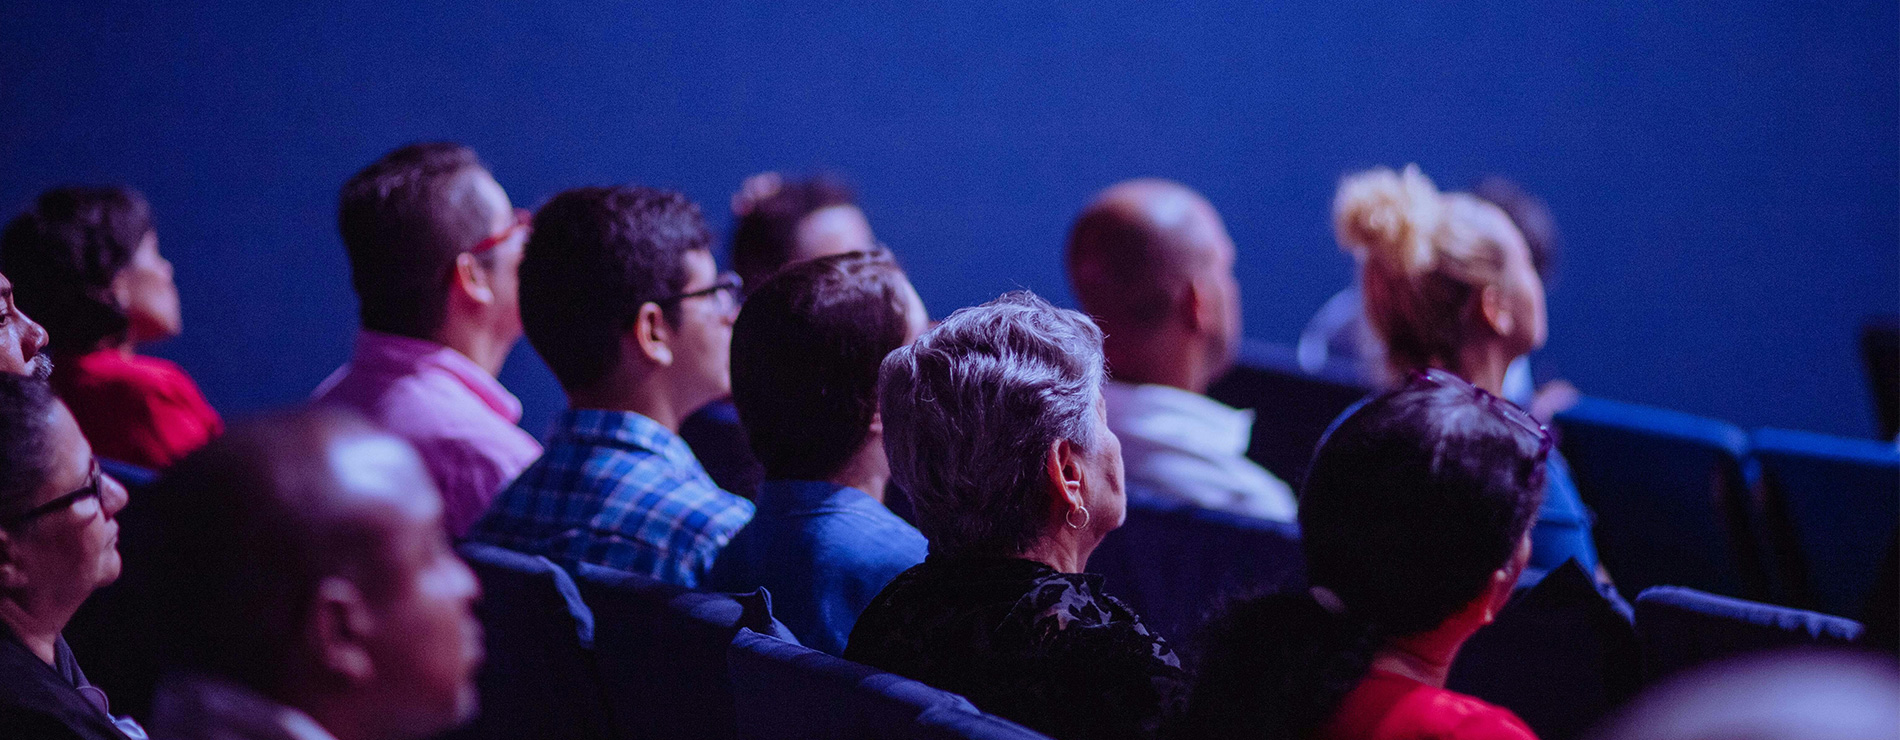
left=0, top=374, right=141, bottom=738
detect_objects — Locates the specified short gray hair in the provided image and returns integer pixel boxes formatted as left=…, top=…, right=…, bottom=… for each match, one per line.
left=878, top=290, right=1107, bottom=556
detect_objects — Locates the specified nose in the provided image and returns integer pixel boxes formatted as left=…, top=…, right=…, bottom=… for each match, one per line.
left=100, top=474, right=130, bottom=518
left=19, top=309, right=47, bottom=358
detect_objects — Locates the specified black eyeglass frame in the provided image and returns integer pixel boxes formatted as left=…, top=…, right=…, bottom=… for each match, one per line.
left=0, top=459, right=104, bottom=530
left=652, top=272, right=744, bottom=307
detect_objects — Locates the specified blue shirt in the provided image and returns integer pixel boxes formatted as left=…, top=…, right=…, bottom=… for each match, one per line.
left=708, top=480, right=928, bottom=655
left=471, top=409, right=755, bottom=588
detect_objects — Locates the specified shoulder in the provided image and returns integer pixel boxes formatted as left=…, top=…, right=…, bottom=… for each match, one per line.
left=1393, top=684, right=1538, bottom=740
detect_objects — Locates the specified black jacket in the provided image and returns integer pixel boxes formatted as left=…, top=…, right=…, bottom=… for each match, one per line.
left=0, top=629, right=128, bottom=740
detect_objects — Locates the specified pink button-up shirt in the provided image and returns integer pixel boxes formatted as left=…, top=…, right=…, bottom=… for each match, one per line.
left=312, top=330, right=543, bottom=536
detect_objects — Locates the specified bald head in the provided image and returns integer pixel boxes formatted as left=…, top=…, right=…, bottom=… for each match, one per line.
left=1065, top=179, right=1243, bottom=391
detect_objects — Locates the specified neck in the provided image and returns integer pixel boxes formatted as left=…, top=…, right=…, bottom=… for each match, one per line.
left=0, top=596, right=71, bottom=665
left=825, top=439, right=889, bottom=503
left=1369, top=626, right=1473, bottom=689
left=1102, top=332, right=1212, bottom=394
left=567, top=379, right=689, bottom=432
left=431, top=320, right=511, bottom=377
left=292, top=690, right=377, bottom=740
left=1017, top=530, right=1093, bottom=574
left=1448, top=342, right=1514, bottom=397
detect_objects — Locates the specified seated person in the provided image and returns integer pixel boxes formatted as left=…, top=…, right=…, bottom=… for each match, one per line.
left=1172, top=369, right=1547, bottom=740
left=312, top=143, right=541, bottom=536
left=683, top=172, right=881, bottom=498
left=707, top=250, right=930, bottom=655
left=2, top=186, right=221, bottom=469
left=0, top=375, right=140, bottom=739
left=142, top=408, right=482, bottom=740
left=1066, top=179, right=1295, bottom=521
left=471, top=186, right=753, bottom=588
left=845, top=291, right=1187, bottom=740
left=1330, top=164, right=1599, bottom=580
left=0, top=270, right=52, bottom=379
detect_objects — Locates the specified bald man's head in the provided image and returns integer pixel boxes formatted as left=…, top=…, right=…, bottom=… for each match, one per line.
left=149, top=408, right=481, bottom=740
left=1065, top=179, right=1243, bottom=390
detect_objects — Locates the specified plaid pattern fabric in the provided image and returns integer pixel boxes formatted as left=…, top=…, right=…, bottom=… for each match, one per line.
left=470, top=408, right=755, bottom=588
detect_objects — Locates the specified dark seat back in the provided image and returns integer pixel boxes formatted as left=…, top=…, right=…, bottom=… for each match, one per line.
left=577, top=563, right=790, bottom=740
left=1552, top=396, right=1764, bottom=599
left=1087, top=493, right=1304, bottom=641
left=1752, top=427, right=1900, bottom=617
left=728, top=627, right=1003, bottom=739
left=1633, top=585, right=1864, bottom=682
left=1861, top=315, right=1898, bottom=439
left=1205, top=340, right=1372, bottom=487
left=450, top=542, right=609, bottom=740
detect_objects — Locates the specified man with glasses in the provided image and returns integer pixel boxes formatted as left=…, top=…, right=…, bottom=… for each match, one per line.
left=469, top=185, right=752, bottom=588
left=0, top=374, right=141, bottom=739
left=312, top=143, right=541, bottom=536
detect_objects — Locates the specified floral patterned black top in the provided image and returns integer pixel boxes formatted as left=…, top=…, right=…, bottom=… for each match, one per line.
left=843, top=555, right=1188, bottom=740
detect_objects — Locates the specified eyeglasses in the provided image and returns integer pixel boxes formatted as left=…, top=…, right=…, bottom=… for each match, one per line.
left=653, top=272, right=743, bottom=312
left=1403, top=368, right=1554, bottom=457
left=0, top=460, right=104, bottom=530
left=469, top=208, right=532, bottom=255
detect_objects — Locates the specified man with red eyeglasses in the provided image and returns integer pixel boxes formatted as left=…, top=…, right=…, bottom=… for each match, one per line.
left=313, top=143, right=541, bottom=536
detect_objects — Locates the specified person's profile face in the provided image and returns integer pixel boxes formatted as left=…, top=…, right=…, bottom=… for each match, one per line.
left=668, top=249, right=737, bottom=413
left=1482, top=208, right=1548, bottom=355
left=792, top=204, right=875, bottom=263
left=0, top=273, right=51, bottom=379
left=116, top=231, right=183, bottom=344
left=467, top=173, right=527, bottom=346
left=1078, top=389, right=1127, bottom=539
left=2, top=401, right=126, bottom=610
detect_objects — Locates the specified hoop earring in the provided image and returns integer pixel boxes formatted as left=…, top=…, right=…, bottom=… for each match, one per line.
left=1064, top=506, right=1091, bottom=531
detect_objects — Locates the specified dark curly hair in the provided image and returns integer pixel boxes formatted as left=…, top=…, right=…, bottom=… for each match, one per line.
left=730, top=175, right=857, bottom=293
left=1172, top=373, right=1548, bottom=739
left=518, top=185, right=709, bottom=392
left=0, top=186, right=153, bottom=353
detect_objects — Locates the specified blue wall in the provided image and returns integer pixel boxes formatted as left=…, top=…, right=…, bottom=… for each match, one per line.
left=2, top=1, right=1894, bottom=439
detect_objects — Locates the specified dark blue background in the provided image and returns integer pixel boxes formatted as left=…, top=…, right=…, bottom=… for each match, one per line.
left=2, top=1, right=1894, bottom=439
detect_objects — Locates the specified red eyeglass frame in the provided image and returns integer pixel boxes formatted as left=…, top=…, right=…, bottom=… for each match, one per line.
left=469, top=207, right=532, bottom=255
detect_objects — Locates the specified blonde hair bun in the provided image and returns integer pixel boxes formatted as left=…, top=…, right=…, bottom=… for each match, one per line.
left=1333, top=163, right=1443, bottom=276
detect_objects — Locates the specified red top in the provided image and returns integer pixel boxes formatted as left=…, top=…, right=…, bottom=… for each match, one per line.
left=51, top=349, right=223, bottom=470
left=1318, top=670, right=1537, bottom=740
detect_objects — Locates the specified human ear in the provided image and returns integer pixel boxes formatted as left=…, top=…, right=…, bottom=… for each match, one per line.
left=0, top=534, right=24, bottom=591
left=452, top=253, right=496, bottom=307
left=1479, top=284, right=1514, bottom=339
left=630, top=303, right=673, bottom=367
left=1043, top=438, right=1085, bottom=512
left=310, top=577, right=378, bottom=683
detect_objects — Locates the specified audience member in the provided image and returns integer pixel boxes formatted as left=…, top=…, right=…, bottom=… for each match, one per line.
left=707, top=250, right=930, bottom=655
left=1173, top=369, right=1547, bottom=740
left=1587, top=650, right=1900, bottom=740
left=0, top=374, right=140, bottom=739
left=0, top=271, right=52, bottom=379
left=311, top=143, right=541, bottom=537
left=1066, top=179, right=1296, bottom=522
left=1331, top=164, right=1600, bottom=581
left=1299, top=175, right=1579, bottom=421
left=2, top=187, right=221, bottom=470
left=845, top=290, right=1186, bottom=740
left=682, top=172, right=881, bottom=498
left=470, top=185, right=753, bottom=588
left=143, top=408, right=482, bottom=740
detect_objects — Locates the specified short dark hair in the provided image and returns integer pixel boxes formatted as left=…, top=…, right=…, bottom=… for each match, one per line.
left=0, top=186, right=153, bottom=353
left=519, top=185, right=710, bottom=392
left=731, top=250, right=915, bottom=482
left=144, top=407, right=405, bottom=690
left=338, top=142, right=495, bottom=339
left=730, top=176, right=856, bottom=292
left=0, top=375, right=59, bottom=512
left=1175, top=373, right=1548, bottom=739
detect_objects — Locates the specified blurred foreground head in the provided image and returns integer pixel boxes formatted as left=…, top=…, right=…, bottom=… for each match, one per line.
left=1589, top=649, right=1900, bottom=740
left=148, top=407, right=481, bottom=740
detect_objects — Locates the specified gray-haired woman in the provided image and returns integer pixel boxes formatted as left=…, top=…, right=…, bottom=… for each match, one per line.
left=843, top=291, right=1186, bottom=740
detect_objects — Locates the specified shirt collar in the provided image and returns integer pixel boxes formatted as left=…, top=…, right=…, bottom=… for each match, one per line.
left=351, top=330, right=522, bottom=423
left=1102, top=379, right=1254, bottom=455
left=756, top=480, right=875, bottom=513
left=553, top=408, right=700, bottom=469
left=154, top=673, right=338, bottom=740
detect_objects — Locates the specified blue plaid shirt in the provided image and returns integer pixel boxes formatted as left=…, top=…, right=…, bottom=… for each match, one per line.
left=470, top=408, right=755, bottom=588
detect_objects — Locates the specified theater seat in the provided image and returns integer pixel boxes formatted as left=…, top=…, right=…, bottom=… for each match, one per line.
left=450, top=542, right=610, bottom=740
left=1634, top=585, right=1864, bottom=682
left=1448, top=561, right=1642, bottom=740
left=576, top=563, right=795, bottom=740
left=727, top=628, right=1052, bottom=740
left=1752, top=427, right=1900, bottom=617
left=1086, top=492, right=1304, bottom=641
left=1551, top=396, right=1764, bottom=599
left=1205, top=339, right=1372, bottom=487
